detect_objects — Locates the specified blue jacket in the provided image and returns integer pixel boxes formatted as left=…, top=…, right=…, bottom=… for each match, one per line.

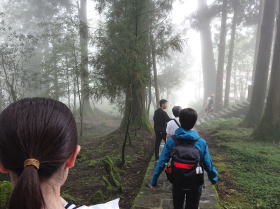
left=150, top=128, right=218, bottom=186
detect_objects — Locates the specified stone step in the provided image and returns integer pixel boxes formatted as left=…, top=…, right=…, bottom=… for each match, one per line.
left=235, top=104, right=246, bottom=109
left=197, top=101, right=249, bottom=127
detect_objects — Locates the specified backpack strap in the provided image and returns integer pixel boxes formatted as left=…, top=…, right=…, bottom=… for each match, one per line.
left=172, top=119, right=181, bottom=128
left=172, top=135, right=178, bottom=145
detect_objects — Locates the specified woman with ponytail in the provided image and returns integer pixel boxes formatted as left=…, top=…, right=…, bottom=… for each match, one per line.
left=0, top=98, right=119, bottom=209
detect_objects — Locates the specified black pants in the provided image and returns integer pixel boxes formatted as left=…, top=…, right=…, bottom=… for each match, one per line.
left=154, top=131, right=166, bottom=160
left=172, top=185, right=202, bottom=209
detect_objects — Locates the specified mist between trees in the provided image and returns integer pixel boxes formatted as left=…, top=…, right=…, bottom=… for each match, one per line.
left=0, top=0, right=279, bottom=143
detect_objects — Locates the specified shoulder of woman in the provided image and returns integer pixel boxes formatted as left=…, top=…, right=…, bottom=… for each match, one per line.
left=65, top=199, right=120, bottom=209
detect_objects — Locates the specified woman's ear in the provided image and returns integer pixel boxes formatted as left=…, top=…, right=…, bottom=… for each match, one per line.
left=0, top=163, right=9, bottom=173
left=65, top=145, right=81, bottom=168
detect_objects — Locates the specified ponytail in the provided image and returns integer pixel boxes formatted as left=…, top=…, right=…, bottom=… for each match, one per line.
left=9, top=166, right=44, bottom=209
left=0, top=98, right=78, bottom=209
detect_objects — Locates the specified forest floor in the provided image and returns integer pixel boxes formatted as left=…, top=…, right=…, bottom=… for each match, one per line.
left=201, top=118, right=280, bottom=209
left=1, top=111, right=279, bottom=209
left=63, top=109, right=154, bottom=209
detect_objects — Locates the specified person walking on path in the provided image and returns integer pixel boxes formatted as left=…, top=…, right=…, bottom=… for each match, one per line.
left=166, top=106, right=182, bottom=139
left=153, top=99, right=170, bottom=160
left=149, top=108, right=218, bottom=209
left=205, top=95, right=215, bottom=114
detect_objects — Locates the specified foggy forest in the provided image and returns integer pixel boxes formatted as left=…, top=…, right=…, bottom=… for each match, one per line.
left=0, top=0, right=279, bottom=209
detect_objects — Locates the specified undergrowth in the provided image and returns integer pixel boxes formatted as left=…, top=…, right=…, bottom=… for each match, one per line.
left=202, top=118, right=280, bottom=209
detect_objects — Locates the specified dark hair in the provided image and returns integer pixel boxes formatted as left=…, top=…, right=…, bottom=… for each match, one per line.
left=0, top=98, right=78, bottom=209
left=172, top=106, right=182, bottom=117
left=179, top=108, right=198, bottom=130
left=159, top=99, right=168, bottom=107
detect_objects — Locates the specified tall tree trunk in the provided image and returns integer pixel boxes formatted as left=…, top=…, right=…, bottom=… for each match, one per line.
left=197, top=0, right=217, bottom=102
left=251, top=0, right=264, bottom=85
left=53, top=67, right=59, bottom=100
left=151, top=33, right=160, bottom=107
left=66, top=71, right=71, bottom=107
left=120, top=0, right=150, bottom=131
left=215, top=0, right=228, bottom=111
left=73, top=43, right=83, bottom=136
left=79, top=0, right=93, bottom=117
left=254, top=1, right=280, bottom=143
left=233, top=67, right=237, bottom=102
left=120, top=81, right=150, bottom=130
left=224, top=0, right=239, bottom=107
left=147, top=50, right=152, bottom=115
left=73, top=76, right=77, bottom=112
left=243, top=0, right=276, bottom=127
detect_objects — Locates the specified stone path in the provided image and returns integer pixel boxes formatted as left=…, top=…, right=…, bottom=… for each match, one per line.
left=131, top=102, right=251, bottom=209
left=132, top=158, right=220, bottom=209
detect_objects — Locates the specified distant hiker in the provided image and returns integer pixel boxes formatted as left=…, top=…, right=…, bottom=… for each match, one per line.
left=153, top=99, right=171, bottom=160
left=0, top=98, right=119, bottom=209
left=149, top=108, right=218, bottom=209
left=166, top=106, right=182, bottom=139
left=205, top=95, right=215, bottom=114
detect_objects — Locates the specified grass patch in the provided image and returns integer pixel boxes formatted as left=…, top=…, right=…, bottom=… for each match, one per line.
left=202, top=118, right=280, bottom=209
left=0, top=181, right=12, bottom=209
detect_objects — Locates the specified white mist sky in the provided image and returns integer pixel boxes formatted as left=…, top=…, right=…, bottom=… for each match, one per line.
left=169, top=0, right=216, bottom=109
left=87, top=0, right=216, bottom=111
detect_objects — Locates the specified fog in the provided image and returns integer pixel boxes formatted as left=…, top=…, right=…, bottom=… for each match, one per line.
left=0, top=0, right=257, bottom=116
left=0, top=0, right=280, bottom=208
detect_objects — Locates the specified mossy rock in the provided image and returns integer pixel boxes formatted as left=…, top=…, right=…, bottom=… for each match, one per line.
left=0, top=181, right=12, bottom=209
left=102, top=156, right=122, bottom=190
left=88, top=160, right=98, bottom=167
left=102, top=176, right=113, bottom=191
left=91, top=190, right=104, bottom=203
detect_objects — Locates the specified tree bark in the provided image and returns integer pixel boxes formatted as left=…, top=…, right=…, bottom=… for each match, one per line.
left=120, top=0, right=150, bottom=131
left=233, top=67, right=237, bottom=102
left=215, top=0, right=228, bottom=111
left=53, top=67, right=59, bottom=100
left=120, top=81, right=150, bottom=131
left=79, top=0, right=93, bottom=117
left=254, top=1, right=280, bottom=143
left=197, top=0, right=217, bottom=103
left=224, top=0, right=238, bottom=107
left=151, top=33, right=160, bottom=107
left=251, top=0, right=264, bottom=85
left=242, top=0, right=276, bottom=127
left=147, top=49, right=152, bottom=115
left=73, top=75, right=77, bottom=112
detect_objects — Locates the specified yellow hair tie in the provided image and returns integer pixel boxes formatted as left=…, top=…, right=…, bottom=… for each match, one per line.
left=24, top=159, right=40, bottom=170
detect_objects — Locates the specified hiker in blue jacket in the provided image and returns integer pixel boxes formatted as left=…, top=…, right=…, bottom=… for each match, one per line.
left=148, top=108, right=218, bottom=209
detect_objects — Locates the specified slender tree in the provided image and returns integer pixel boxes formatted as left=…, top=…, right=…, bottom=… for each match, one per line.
left=215, top=0, right=228, bottom=110
left=242, top=0, right=276, bottom=127
left=224, top=0, right=239, bottom=107
left=254, top=0, right=280, bottom=143
left=149, top=0, right=182, bottom=107
left=150, top=33, right=160, bottom=106
left=79, top=0, right=93, bottom=116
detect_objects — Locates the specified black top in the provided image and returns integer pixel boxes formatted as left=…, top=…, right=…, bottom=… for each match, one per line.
left=153, top=108, right=170, bottom=132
